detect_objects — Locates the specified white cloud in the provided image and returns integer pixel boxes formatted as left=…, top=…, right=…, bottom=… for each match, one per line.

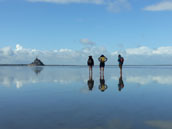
left=0, top=44, right=107, bottom=64
left=144, top=1, right=172, bottom=11
left=16, top=44, right=23, bottom=51
left=80, top=38, right=96, bottom=46
left=0, top=46, right=13, bottom=56
left=125, top=46, right=152, bottom=55
left=152, top=46, right=172, bottom=55
left=27, top=0, right=104, bottom=4
left=106, top=0, right=131, bottom=13
left=27, top=0, right=131, bottom=12
left=112, top=46, right=172, bottom=56
left=1, top=44, right=172, bottom=65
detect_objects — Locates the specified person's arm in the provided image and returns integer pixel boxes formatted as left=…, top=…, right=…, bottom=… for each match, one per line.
left=105, top=57, right=108, bottom=62
left=118, top=58, right=120, bottom=63
left=92, top=59, right=94, bottom=66
left=98, top=57, right=101, bottom=62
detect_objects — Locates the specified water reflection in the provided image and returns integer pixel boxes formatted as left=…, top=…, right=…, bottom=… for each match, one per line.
left=145, top=120, right=172, bottom=129
left=1, top=66, right=172, bottom=88
left=118, top=71, right=124, bottom=91
left=99, top=73, right=108, bottom=92
left=87, top=71, right=94, bottom=91
left=31, top=66, right=43, bottom=75
left=1, top=66, right=172, bottom=129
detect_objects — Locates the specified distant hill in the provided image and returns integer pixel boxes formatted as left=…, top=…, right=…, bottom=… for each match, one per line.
left=29, top=58, right=44, bottom=66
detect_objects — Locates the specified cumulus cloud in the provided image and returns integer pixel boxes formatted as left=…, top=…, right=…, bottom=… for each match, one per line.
left=1, top=44, right=172, bottom=65
left=0, top=44, right=107, bottom=64
left=111, top=46, right=172, bottom=65
left=125, top=46, right=152, bottom=55
left=112, top=46, right=172, bottom=56
left=80, top=38, right=96, bottom=46
left=0, top=46, right=14, bottom=56
left=144, top=1, right=172, bottom=11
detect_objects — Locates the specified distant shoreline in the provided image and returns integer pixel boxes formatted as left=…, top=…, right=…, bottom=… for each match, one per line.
left=0, top=64, right=172, bottom=67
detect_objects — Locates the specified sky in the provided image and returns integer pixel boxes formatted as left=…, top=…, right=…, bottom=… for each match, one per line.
left=0, top=0, right=172, bottom=65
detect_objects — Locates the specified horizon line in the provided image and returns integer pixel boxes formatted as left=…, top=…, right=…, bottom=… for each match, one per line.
left=1, top=64, right=172, bottom=66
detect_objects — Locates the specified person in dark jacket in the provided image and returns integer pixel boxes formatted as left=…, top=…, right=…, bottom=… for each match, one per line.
left=87, top=56, right=94, bottom=75
left=118, top=54, right=124, bottom=73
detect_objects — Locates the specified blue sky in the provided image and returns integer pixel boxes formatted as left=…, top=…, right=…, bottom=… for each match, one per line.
left=0, top=0, right=172, bottom=64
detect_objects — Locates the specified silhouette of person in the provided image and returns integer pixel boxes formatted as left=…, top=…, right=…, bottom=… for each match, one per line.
left=98, top=55, right=107, bottom=76
left=87, top=70, right=94, bottom=91
left=87, top=56, right=94, bottom=76
left=118, top=72, right=124, bottom=91
left=118, top=54, right=124, bottom=74
left=99, top=74, right=108, bottom=92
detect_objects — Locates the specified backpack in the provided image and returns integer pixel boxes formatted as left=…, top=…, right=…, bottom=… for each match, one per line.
left=101, top=57, right=105, bottom=62
left=88, top=59, right=93, bottom=64
left=120, top=57, right=124, bottom=63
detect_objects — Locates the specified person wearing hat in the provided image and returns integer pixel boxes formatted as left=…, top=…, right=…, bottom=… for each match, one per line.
left=87, top=56, right=94, bottom=75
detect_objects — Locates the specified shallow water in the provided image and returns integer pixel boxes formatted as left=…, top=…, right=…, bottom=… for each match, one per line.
left=0, top=66, right=172, bottom=129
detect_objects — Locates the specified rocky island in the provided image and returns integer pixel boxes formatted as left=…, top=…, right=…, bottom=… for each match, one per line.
left=29, top=58, right=44, bottom=66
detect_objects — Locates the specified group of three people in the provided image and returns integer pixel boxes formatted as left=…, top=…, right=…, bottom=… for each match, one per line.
left=87, top=54, right=124, bottom=74
left=87, top=55, right=124, bottom=92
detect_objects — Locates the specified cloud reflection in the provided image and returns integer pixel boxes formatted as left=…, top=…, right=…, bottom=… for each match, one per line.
left=58, top=119, right=131, bottom=129
left=145, top=120, right=172, bottom=129
left=126, top=75, right=172, bottom=85
left=0, top=66, right=172, bottom=88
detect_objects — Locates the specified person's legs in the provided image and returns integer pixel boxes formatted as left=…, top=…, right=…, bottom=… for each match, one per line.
left=89, top=66, right=92, bottom=76
left=120, top=64, right=123, bottom=76
left=119, top=64, right=122, bottom=70
left=90, top=66, right=93, bottom=75
left=120, top=68, right=122, bottom=76
left=100, top=67, right=101, bottom=75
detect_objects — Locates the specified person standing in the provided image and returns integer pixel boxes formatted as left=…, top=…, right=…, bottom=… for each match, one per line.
left=87, top=56, right=94, bottom=75
left=98, top=55, right=107, bottom=76
left=118, top=54, right=124, bottom=73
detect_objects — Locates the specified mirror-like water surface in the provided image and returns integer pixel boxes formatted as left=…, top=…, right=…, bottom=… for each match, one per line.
left=0, top=66, right=172, bottom=129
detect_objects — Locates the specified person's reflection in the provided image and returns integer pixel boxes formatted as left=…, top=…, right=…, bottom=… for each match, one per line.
left=87, top=71, right=94, bottom=91
left=118, top=72, right=124, bottom=91
left=99, top=74, right=108, bottom=92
